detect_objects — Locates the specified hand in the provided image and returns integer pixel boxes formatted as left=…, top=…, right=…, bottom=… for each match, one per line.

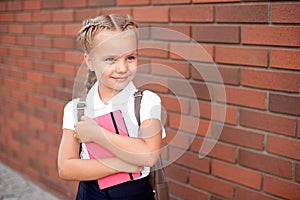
left=74, top=116, right=101, bottom=143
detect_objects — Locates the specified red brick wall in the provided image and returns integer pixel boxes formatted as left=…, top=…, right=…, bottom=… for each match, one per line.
left=0, top=0, right=299, bottom=199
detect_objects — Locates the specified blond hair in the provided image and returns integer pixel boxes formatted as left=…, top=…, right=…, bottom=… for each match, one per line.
left=77, top=14, right=138, bottom=93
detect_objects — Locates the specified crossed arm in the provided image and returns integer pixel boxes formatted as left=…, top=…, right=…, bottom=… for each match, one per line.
left=57, top=117, right=162, bottom=181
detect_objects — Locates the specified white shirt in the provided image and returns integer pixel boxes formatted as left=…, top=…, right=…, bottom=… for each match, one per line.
left=62, top=81, right=165, bottom=179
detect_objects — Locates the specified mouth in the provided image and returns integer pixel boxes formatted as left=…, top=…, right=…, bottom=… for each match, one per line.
left=112, top=76, right=128, bottom=81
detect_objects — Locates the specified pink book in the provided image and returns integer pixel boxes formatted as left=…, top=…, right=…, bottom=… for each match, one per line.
left=86, top=110, right=141, bottom=189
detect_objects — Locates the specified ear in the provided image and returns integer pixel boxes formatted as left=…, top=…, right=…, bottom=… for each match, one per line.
left=84, top=53, right=95, bottom=71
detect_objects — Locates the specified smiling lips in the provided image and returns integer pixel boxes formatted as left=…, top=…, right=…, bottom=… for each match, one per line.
left=112, top=76, right=128, bottom=81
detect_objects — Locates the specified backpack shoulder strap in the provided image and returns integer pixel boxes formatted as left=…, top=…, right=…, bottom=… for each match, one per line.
left=134, top=90, right=143, bottom=126
left=77, top=96, right=86, bottom=156
left=77, top=96, right=86, bottom=122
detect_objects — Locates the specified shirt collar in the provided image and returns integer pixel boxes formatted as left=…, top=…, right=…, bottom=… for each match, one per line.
left=86, top=81, right=137, bottom=110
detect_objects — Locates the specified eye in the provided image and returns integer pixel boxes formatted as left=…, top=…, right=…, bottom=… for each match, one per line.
left=127, top=55, right=136, bottom=62
left=105, top=57, right=116, bottom=63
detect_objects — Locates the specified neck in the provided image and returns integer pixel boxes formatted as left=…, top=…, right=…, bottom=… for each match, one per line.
left=97, top=83, right=120, bottom=104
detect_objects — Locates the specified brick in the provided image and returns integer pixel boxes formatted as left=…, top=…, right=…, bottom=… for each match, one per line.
left=269, top=93, right=300, bottom=116
left=26, top=71, right=44, bottom=84
left=52, top=10, right=74, bottom=22
left=89, top=0, right=115, bottom=6
left=9, top=24, right=23, bottom=34
left=43, top=50, right=64, bottom=62
left=219, top=125, right=264, bottom=150
left=170, top=43, right=214, bottom=62
left=15, top=12, right=32, bottom=22
left=16, top=35, right=33, bottom=46
left=101, top=8, right=132, bottom=17
left=53, top=38, right=75, bottom=49
left=24, top=0, right=41, bottom=10
left=160, top=94, right=189, bottom=114
left=138, top=41, right=169, bottom=58
left=241, top=68, right=299, bottom=92
left=43, top=24, right=63, bottom=36
left=192, top=25, right=240, bottom=44
left=272, top=3, right=300, bottom=23
left=63, top=0, right=87, bottom=8
left=190, top=137, right=236, bottom=163
left=151, top=25, right=191, bottom=41
left=63, top=24, right=82, bottom=36
left=169, top=79, right=211, bottom=100
left=0, top=13, right=15, bottom=22
left=215, top=46, right=268, bottom=67
left=0, top=25, right=8, bottom=33
left=193, top=0, right=240, bottom=2
left=0, top=2, right=6, bottom=12
left=190, top=170, right=234, bottom=199
left=75, top=9, right=100, bottom=22
left=11, top=90, right=26, bottom=102
left=18, top=81, right=35, bottom=93
left=242, top=26, right=300, bottom=47
left=215, top=86, right=266, bottom=110
left=32, top=11, right=51, bottom=22
left=270, top=49, right=300, bottom=71
left=0, top=35, right=16, bottom=45
left=7, top=1, right=22, bottom=11
left=212, top=160, right=261, bottom=189
left=239, top=149, right=292, bottom=178
left=33, top=36, right=51, bottom=48
left=264, top=175, right=300, bottom=199
left=117, top=0, right=149, bottom=5
left=24, top=24, right=42, bottom=34
left=28, top=116, right=46, bottom=130
left=54, top=88, right=72, bottom=102
left=27, top=94, right=45, bottom=107
left=169, top=113, right=203, bottom=135
left=191, top=100, right=237, bottom=125
left=216, top=4, right=268, bottom=23
left=236, top=186, right=278, bottom=200
left=9, top=47, right=24, bottom=57
left=133, top=74, right=169, bottom=93
left=298, top=119, right=300, bottom=139
left=26, top=48, right=43, bottom=59
left=152, top=0, right=190, bottom=4
left=170, top=5, right=213, bottom=22
left=296, top=163, right=300, bottom=183
left=165, top=164, right=188, bottom=183
left=169, top=181, right=209, bottom=200
left=64, top=51, right=83, bottom=64
left=163, top=129, right=191, bottom=149
left=151, top=59, right=190, bottom=78
left=41, top=0, right=62, bottom=9
left=240, top=109, right=296, bottom=137
left=43, top=74, right=64, bottom=88
left=133, top=7, right=169, bottom=22
left=54, top=63, right=76, bottom=76
left=267, top=135, right=300, bottom=160
left=192, top=64, right=239, bottom=85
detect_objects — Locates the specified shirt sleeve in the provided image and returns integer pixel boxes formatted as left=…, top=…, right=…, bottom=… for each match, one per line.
left=140, top=90, right=166, bottom=138
left=62, top=99, right=79, bottom=131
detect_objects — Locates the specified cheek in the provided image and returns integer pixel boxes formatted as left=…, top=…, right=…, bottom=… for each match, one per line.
left=129, top=61, right=138, bottom=71
left=94, top=65, right=111, bottom=79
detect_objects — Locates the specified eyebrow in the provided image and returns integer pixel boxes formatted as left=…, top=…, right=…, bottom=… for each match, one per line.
left=101, top=51, right=137, bottom=58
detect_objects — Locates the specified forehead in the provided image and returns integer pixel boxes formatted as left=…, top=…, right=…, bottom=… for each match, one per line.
left=91, top=30, right=138, bottom=57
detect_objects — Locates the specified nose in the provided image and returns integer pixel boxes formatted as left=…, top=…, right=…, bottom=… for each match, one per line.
left=116, top=59, right=128, bottom=73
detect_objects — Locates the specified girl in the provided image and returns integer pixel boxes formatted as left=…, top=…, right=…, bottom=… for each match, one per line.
left=57, top=14, right=164, bottom=200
